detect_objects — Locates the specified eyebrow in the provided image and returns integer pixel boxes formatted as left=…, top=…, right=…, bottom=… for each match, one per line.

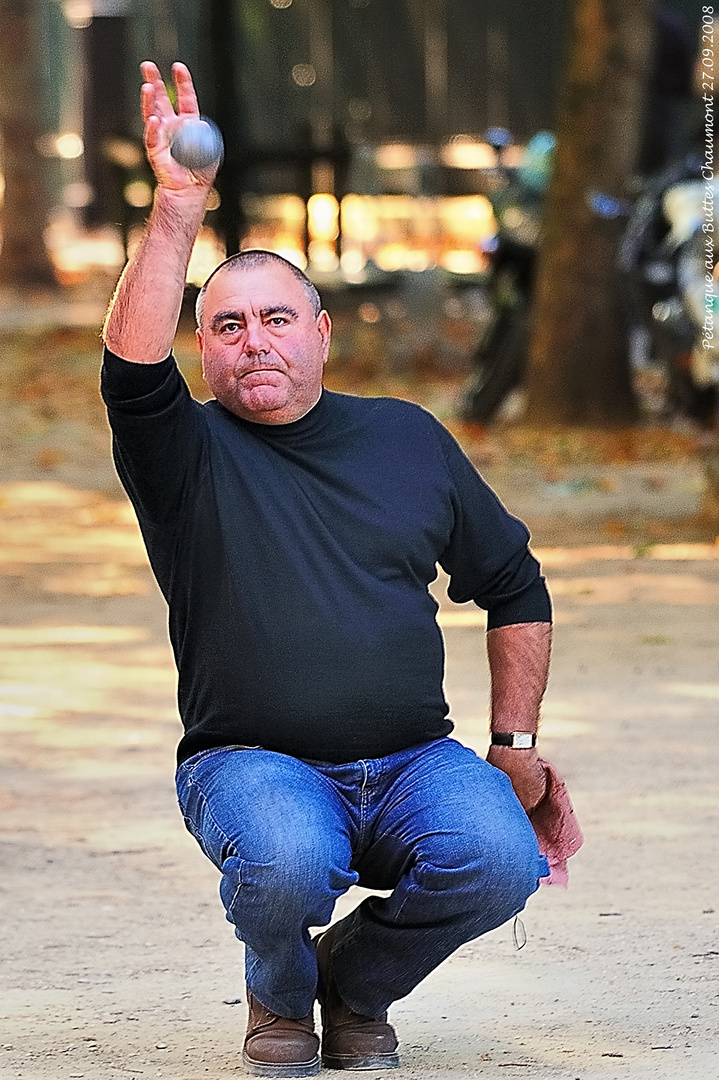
left=262, top=304, right=300, bottom=320
left=209, top=305, right=300, bottom=331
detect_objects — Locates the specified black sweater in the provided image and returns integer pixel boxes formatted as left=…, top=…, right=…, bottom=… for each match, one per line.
left=101, top=349, right=551, bottom=765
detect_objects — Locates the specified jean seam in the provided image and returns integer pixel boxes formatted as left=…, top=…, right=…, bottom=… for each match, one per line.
left=358, top=759, right=369, bottom=849
left=186, top=775, right=240, bottom=869
left=393, top=879, right=418, bottom=921
left=227, top=872, right=243, bottom=913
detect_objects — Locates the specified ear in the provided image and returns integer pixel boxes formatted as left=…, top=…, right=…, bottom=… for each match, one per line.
left=317, top=310, right=332, bottom=365
left=196, top=328, right=206, bottom=376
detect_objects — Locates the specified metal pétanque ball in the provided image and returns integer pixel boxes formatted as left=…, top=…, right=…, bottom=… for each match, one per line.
left=170, top=117, right=224, bottom=170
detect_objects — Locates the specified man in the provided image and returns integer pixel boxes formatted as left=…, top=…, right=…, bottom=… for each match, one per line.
left=102, top=63, right=578, bottom=1078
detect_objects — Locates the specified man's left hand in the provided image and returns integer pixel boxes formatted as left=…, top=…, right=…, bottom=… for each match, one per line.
left=486, top=744, right=547, bottom=815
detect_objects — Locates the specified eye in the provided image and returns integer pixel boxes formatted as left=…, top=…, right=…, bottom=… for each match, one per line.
left=220, top=321, right=241, bottom=334
left=267, top=316, right=289, bottom=326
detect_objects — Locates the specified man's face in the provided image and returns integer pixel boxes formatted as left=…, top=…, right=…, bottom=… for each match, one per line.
left=197, top=262, right=331, bottom=424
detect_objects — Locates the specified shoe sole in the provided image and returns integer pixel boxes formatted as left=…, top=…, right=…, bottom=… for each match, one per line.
left=321, top=1051, right=401, bottom=1070
left=242, top=1050, right=321, bottom=1077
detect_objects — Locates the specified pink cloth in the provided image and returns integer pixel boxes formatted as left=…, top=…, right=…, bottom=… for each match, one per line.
left=529, top=757, right=584, bottom=887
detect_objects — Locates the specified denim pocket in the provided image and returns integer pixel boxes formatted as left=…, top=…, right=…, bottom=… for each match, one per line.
left=177, top=743, right=259, bottom=779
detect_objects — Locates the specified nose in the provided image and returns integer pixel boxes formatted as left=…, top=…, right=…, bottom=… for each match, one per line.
left=243, top=317, right=270, bottom=358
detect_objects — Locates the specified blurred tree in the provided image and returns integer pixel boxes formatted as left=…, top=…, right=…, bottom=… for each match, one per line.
left=0, top=0, right=56, bottom=287
left=525, top=0, right=654, bottom=425
left=206, top=0, right=247, bottom=255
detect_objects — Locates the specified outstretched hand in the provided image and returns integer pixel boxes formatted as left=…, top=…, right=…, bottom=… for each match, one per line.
left=140, top=61, right=219, bottom=194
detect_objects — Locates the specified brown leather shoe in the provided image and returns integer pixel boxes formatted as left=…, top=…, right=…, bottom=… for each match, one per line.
left=315, top=928, right=400, bottom=1070
left=243, top=992, right=320, bottom=1077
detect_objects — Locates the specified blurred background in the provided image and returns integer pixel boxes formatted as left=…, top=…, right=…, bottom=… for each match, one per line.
left=4, top=0, right=571, bottom=282
left=1, top=0, right=718, bottom=539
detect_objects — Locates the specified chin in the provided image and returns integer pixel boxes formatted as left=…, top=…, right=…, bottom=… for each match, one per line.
left=239, top=389, right=288, bottom=414
left=216, top=386, right=288, bottom=421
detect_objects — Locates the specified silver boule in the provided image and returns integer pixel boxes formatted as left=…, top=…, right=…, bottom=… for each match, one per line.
left=170, top=117, right=224, bottom=171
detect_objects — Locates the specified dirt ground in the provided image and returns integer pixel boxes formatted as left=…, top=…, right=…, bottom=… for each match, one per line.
left=1, top=337, right=719, bottom=1079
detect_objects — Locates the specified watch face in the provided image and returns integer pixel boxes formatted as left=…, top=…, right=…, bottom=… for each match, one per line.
left=512, top=732, right=535, bottom=749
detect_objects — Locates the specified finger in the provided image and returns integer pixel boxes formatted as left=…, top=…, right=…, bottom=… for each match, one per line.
left=140, top=61, right=165, bottom=118
left=140, top=66, right=177, bottom=121
left=144, top=114, right=175, bottom=157
left=140, top=82, right=156, bottom=125
left=144, top=114, right=162, bottom=153
left=141, top=86, right=176, bottom=138
left=172, top=62, right=201, bottom=117
left=140, top=59, right=162, bottom=84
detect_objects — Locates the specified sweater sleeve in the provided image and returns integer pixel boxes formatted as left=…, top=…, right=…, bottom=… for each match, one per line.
left=100, top=347, right=207, bottom=525
left=431, top=419, right=552, bottom=629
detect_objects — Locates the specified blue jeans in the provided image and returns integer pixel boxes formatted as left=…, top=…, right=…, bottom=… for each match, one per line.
left=175, top=737, right=548, bottom=1019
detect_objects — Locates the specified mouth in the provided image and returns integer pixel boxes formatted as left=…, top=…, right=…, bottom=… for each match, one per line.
left=239, top=366, right=283, bottom=377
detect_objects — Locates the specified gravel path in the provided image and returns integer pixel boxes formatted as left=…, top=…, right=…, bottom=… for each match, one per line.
left=1, top=481, right=718, bottom=1080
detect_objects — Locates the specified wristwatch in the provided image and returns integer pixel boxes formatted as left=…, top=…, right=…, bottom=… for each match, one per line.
left=490, top=731, right=537, bottom=749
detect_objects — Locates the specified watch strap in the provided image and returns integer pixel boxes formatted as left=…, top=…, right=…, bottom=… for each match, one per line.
left=491, top=731, right=537, bottom=749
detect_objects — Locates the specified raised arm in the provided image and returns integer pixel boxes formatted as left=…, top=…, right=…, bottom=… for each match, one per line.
left=485, top=620, right=552, bottom=813
left=103, top=62, right=219, bottom=364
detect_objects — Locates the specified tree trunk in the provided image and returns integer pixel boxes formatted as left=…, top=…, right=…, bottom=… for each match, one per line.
left=0, top=0, right=56, bottom=288
left=206, top=0, right=247, bottom=255
left=524, top=0, right=653, bottom=425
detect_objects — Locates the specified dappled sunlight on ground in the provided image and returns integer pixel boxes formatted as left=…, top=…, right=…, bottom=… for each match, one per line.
left=3, top=483, right=718, bottom=776
left=536, top=542, right=719, bottom=563
left=0, top=482, right=149, bottom=596
left=0, top=483, right=178, bottom=784
left=548, top=573, right=719, bottom=603
left=2, top=480, right=719, bottom=1079
left=0, top=625, right=148, bottom=645
left=664, top=682, right=719, bottom=699
left=0, top=638, right=177, bottom=779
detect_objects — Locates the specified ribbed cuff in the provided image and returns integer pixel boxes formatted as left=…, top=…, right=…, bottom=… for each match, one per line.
left=486, top=577, right=552, bottom=630
left=101, top=346, right=175, bottom=401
